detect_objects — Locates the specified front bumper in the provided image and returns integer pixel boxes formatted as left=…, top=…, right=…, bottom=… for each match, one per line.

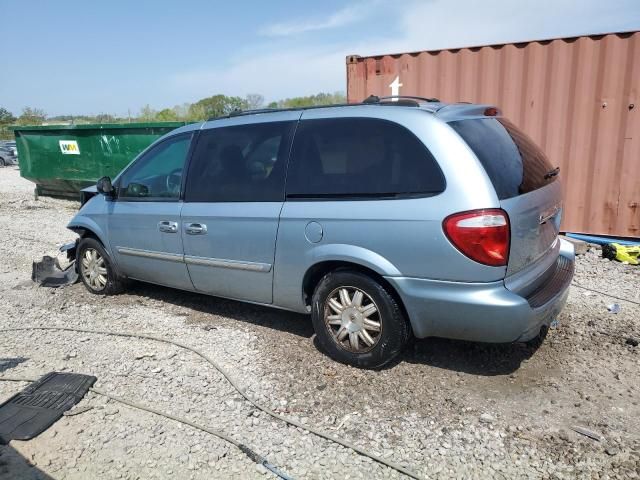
left=385, top=239, right=575, bottom=343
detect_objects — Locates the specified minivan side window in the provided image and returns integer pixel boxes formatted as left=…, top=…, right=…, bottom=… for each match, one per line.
left=185, top=121, right=296, bottom=202
left=118, top=133, right=193, bottom=200
left=286, top=118, right=445, bottom=199
left=449, top=118, right=557, bottom=200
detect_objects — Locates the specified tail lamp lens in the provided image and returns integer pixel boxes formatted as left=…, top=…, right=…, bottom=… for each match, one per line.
left=443, top=209, right=510, bottom=266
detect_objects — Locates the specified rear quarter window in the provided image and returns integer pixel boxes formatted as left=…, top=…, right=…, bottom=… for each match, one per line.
left=286, top=117, right=445, bottom=199
left=449, top=118, right=557, bottom=200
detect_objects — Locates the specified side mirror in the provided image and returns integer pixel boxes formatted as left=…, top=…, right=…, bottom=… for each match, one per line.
left=96, top=176, right=115, bottom=196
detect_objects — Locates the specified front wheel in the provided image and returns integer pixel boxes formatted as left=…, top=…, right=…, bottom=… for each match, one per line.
left=77, top=237, right=124, bottom=295
left=311, top=270, right=410, bottom=369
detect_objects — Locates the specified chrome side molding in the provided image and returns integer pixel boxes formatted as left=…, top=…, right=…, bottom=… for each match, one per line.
left=115, top=247, right=271, bottom=272
left=184, top=255, right=272, bottom=272
left=117, top=247, right=184, bottom=262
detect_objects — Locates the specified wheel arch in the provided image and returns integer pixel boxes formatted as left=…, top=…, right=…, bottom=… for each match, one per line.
left=301, top=260, right=412, bottom=334
left=68, top=218, right=122, bottom=274
left=67, top=217, right=109, bottom=250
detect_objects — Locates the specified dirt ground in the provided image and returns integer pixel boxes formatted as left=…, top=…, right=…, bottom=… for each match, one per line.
left=0, top=165, right=638, bottom=479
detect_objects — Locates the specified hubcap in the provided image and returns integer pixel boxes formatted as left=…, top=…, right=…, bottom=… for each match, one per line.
left=81, top=248, right=108, bottom=291
left=324, top=286, right=382, bottom=353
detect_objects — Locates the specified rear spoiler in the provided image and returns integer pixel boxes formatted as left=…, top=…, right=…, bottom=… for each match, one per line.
left=435, top=104, right=501, bottom=121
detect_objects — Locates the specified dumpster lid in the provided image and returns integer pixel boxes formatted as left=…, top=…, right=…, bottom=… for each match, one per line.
left=9, top=122, right=190, bottom=132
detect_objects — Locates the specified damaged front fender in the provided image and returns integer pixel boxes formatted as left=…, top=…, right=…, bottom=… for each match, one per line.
left=60, top=239, right=78, bottom=262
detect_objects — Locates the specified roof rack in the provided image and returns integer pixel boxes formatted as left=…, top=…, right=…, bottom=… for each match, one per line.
left=365, top=95, right=440, bottom=104
left=227, top=108, right=278, bottom=117
left=208, top=103, right=353, bottom=121
left=206, top=96, right=440, bottom=121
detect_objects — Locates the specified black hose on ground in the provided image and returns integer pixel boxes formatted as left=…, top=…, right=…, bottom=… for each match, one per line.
left=571, top=282, right=640, bottom=306
left=0, top=326, right=424, bottom=480
left=0, top=376, right=293, bottom=480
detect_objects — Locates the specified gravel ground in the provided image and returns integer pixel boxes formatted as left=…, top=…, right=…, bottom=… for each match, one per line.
left=0, top=165, right=638, bottom=479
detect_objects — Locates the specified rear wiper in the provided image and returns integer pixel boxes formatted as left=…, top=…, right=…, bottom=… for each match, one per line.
left=544, top=167, right=560, bottom=179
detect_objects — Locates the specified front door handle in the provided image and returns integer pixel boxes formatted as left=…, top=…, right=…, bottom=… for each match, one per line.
left=185, top=223, right=207, bottom=235
left=158, top=221, right=178, bottom=233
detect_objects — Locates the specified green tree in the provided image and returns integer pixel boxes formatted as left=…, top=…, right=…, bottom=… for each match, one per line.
left=17, top=107, right=47, bottom=125
left=138, top=104, right=157, bottom=121
left=187, top=94, right=249, bottom=120
left=0, top=107, right=16, bottom=125
left=186, top=103, right=206, bottom=121
left=172, top=103, right=191, bottom=120
left=0, top=107, right=15, bottom=140
left=245, top=93, right=264, bottom=110
left=95, top=113, right=116, bottom=123
left=273, top=91, right=346, bottom=109
left=155, top=108, right=179, bottom=121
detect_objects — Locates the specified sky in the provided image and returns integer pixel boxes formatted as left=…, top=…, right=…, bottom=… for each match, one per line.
left=1, top=0, right=639, bottom=117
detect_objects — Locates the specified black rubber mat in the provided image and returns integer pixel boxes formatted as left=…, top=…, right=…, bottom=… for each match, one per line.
left=0, top=372, right=96, bottom=444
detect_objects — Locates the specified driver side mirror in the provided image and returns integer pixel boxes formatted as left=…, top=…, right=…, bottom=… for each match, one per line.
left=96, top=176, right=115, bottom=197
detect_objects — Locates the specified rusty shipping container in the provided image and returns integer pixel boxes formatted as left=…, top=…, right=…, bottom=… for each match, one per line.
left=347, top=31, right=640, bottom=238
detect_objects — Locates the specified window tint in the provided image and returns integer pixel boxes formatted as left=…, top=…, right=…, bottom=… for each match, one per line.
left=286, top=118, right=445, bottom=199
left=185, top=121, right=295, bottom=202
left=449, top=118, right=556, bottom=200
left=118, top=133, right=192, bottom=200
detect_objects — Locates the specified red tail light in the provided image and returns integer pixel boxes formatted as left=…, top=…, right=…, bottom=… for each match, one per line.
left=443, top=209, right=510, bottom=266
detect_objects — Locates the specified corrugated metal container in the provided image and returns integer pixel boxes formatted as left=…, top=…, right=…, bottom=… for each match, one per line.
left=12, top=122, right=188, bottom=199
left=347, top=31, right=640, bottom=237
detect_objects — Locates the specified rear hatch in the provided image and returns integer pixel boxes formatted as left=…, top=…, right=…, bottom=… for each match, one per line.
left=449, top=117, right=562, bottom=276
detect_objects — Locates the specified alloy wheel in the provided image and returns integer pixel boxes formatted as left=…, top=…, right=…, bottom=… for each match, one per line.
left=81, top=248, right=108, bottom=291
left=324, top=286, right=382, bottom=353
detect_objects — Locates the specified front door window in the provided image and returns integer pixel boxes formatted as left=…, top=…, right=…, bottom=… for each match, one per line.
left=118, top=133, right=192, bottom=200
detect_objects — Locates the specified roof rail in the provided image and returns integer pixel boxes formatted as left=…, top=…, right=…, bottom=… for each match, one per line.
left=207, top=103, right=355, bottom=121
left=378, top=95, right=440, bottom=103
left=205, top=96, right=440, bottom=121
left=227, top=108, right=279, bottom=117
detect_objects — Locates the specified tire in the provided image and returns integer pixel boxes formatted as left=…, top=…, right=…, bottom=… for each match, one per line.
left=0, top=158, right=5, bottom=167
left=77, top=237, right=125, bottom=295
left=311, top=270, right=410, bottom=369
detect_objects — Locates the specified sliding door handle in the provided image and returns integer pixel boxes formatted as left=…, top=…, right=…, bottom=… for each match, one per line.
left=158, top=221, right=178, bottom=233
left=185, top=223, right=207, bottom=235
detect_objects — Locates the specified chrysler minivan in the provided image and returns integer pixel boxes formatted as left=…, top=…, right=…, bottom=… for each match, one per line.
left=68, top=97, right=574, bottom=368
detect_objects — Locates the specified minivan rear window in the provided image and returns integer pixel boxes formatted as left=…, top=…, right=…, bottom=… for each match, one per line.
left=286, top=118, right=445, bottom=199
left=449, top=118, right=557, bottom=199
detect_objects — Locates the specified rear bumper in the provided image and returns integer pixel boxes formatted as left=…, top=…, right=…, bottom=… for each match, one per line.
left=386, top=239, right=575, bottom=343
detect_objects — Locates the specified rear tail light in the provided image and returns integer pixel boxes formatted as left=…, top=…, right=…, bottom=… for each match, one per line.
left=443, top=209, right=510, bottom=266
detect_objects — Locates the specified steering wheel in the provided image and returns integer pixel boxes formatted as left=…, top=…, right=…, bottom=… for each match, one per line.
left=166, top=168, right=182, bottom=195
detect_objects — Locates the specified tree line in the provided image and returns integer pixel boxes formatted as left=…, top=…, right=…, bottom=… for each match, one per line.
left=0, top=91, right=346, bottom=139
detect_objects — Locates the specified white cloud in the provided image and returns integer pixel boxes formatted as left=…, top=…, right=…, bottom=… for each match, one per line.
left=260, top=1, right=374, bottom=37
left=364, top=0, right=640, bottom=55
left=170, top=0, right=640, bottom=103
left=170, top=46, right=350, bottom=102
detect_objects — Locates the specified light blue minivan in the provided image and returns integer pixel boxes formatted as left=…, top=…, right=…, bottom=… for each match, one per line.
left=68, top=97, right=574, bottom=368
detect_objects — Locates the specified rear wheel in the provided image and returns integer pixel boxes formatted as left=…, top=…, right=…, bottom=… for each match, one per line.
left=0, top=158, right=5, bottom=167
left=311, top=270, right=410, bottom=369
left=77, top=237, right=124, bottom=295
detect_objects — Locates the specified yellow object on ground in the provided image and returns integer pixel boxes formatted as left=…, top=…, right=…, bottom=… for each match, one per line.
left=603, top=243, right=640, bottom=265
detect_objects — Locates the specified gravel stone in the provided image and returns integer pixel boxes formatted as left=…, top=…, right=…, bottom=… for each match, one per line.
left=0, top=167, right=638, bottom=479
left=479, top=413, right=495, bottom=424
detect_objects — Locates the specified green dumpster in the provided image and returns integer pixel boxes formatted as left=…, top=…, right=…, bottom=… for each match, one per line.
left=11, top=122, right=190, bottom=199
